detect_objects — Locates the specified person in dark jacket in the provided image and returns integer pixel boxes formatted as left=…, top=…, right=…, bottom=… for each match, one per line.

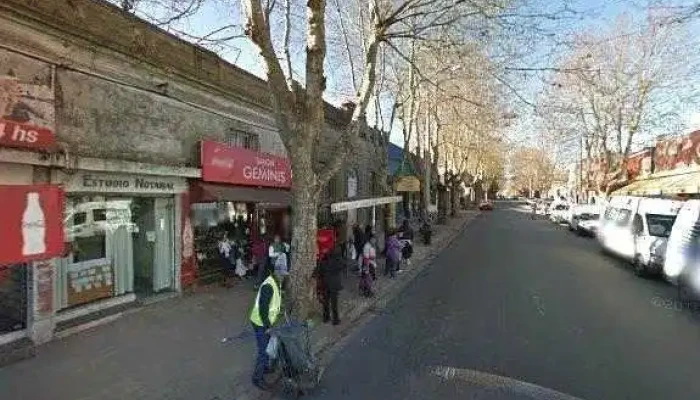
left=399, top=219, right=414, bottom=240
left=319, top=247, right=344, bottom=325
left=352, top=224, right=364, bottom=261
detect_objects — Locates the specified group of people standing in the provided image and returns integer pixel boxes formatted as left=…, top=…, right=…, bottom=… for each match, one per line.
left=247, top=220, right=416, bottom=391
left=217, top=231, right=291, bottom=288
left=352, top=220, right=414, bottom=297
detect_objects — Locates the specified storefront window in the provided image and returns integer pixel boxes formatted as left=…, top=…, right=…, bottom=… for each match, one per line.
left=191, top=202, right=253, bottom=280
left=57, top=196, right=175, bottom=309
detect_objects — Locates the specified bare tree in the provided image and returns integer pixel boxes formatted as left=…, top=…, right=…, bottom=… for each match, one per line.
left=511, top=146, right=556, bottom=197
left=107, top=0, right=579, bottom=316
left=241, top=0, right=515, bottom=316
left=539, top=13, right=698, bottom=197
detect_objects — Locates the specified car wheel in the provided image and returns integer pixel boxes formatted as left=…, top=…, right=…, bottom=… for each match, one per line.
left=633, top=256, right=647, bottom=277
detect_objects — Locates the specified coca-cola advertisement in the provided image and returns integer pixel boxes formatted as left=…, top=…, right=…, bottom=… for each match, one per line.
left=0, top=49, right=56, bottom=150
left=0, top=185, right=65, bottom=265
left=200, top=140, right=292, bottom=189
left=654, top=131, right=700, bottom=172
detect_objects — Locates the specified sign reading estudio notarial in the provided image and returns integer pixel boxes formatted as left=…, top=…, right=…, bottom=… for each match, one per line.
left=54, top=171, right=187, bottom=194
left=0, top=185, right=65, bottom=265
left=200, top=140, right=292, bottom=189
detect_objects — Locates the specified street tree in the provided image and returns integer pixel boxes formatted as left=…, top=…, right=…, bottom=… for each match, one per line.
left=116, top=0, right=512, bottom=317
left=511, top=146, right=555, bottom=197
left=539, top=13, right=697, bottom=196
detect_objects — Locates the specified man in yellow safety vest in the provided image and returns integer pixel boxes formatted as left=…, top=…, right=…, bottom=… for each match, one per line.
left=250, top=272, right=282, bottom=390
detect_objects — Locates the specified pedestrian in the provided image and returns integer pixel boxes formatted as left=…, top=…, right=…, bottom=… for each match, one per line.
left=249, top=271, right=282, bottom=391
left=319, top=246, right=344, bottom=325
left=352, top=224, right=369, bottom=270
left=268, top=234, right=289, bottom=269
left=399, top=220, right=414, bottom=268
left=217, top=232, right=236, bottom=286
left=385, top=229, right=402, bottom=278
left=362, top=235, right=378, bottom=281
left=364, top=224, right=373, bottom=243
left=274, top=251, right=289, bottom=290
left=252, top=237, right=268, bottom=288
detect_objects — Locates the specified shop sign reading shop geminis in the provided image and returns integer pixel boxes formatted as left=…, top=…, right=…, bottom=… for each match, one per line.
left=200, top=141, right=292, bottom=189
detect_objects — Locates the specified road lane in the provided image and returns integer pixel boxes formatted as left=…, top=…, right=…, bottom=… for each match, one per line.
left=306, top=204, right=700, bottom=400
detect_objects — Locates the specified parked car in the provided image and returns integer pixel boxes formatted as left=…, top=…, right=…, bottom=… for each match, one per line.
left=549, top=202, right=570, bottom=224
left=479, top=200, right=494, bottom=211
left=568, top=204, right=600, bottom=231
left=598, top=196, right=683, bottom=276
left=537, top=200, right=552, bottom=216
left=664, top=200, right=700, bottom=286
left=575, top=211, right=601, bottom=236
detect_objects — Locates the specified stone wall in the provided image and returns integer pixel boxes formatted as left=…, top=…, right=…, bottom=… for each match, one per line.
left=0, top=0, right=381, bottom=171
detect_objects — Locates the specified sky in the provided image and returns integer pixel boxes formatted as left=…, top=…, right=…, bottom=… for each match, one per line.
left=122, top=0, right=700, bottom=153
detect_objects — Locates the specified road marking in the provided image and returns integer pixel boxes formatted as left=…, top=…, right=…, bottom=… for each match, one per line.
left=430, top=366, right=585, bottom=400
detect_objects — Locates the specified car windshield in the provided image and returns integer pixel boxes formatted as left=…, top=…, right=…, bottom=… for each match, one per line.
left=579, top=213, right=597, bottom=221
left=645, top=214, right=676, bottom=237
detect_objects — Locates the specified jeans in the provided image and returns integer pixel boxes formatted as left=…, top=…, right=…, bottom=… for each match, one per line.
left=384, top=258, right=397, bottom=278
left=322, top=289, right=339, bottom=323
left=252, top=323, right=270, bottom=384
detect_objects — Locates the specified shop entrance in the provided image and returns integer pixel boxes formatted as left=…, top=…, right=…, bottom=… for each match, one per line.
left=133, top=198, right=175, bottom=296
left=0, top=264, right=27, bottom=335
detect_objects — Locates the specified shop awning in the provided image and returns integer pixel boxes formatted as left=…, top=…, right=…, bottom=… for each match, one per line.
left=331, top=196, right=402, bottom=213
left=190, top=182, right=292, bottom=205
left=614, top=168, right=700, bottom=196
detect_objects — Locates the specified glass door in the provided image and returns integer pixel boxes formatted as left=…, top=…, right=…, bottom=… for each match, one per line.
left=153, top=198, right=175, bottom=292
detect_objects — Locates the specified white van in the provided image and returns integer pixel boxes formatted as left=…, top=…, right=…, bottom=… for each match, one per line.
left=664, top=200, right=700, bottom=286
left=598, top=196, right=683, bottom=276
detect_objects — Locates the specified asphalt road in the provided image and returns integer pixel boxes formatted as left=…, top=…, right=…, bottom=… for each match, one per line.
left=305, top=203, right=700, bottom=400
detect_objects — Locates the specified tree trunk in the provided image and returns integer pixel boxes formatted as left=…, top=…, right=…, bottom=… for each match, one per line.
left=288, top=153, right=320, bottom=320
left=450, top=183, right=459, bottom=216
left=437, top=185, right=448, bottom=224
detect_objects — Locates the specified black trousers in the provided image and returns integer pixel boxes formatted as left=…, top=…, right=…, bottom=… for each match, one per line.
left=323, top=289, right=340, bottom=323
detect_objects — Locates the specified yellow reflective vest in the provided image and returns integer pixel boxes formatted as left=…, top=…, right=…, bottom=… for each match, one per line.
left=250, top=276, right=281, bottom=327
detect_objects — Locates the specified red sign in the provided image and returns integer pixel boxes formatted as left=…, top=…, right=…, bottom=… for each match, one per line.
left=0, top=185, right=65, bottom=266
left=0, top=120, right=56, bottom=150
left=200, top=141, right=292, bottom=188
left=655, top=131, right=700, bottom=172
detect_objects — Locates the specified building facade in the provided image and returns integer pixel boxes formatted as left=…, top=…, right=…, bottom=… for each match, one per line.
left=0, top=0, right=384, bottom=359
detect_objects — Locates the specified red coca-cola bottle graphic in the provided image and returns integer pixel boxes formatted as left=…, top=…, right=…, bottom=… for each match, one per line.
left=22, top=192, right=46, bottom=256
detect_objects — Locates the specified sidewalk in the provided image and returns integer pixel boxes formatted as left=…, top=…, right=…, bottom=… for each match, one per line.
left=0, top=211, right=477, bottom=400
